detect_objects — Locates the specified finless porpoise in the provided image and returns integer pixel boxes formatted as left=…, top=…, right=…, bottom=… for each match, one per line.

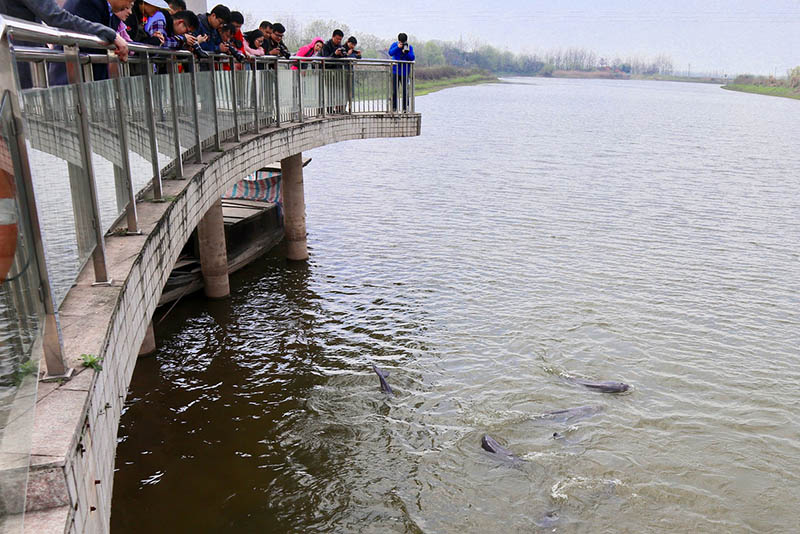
left=372, top=364, right=394, bottom=395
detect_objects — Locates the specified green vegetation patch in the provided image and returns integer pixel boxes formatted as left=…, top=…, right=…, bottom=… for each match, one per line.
left=414, top=66, right=498, bottom=96
left=722, top=84, right=800, bottom=101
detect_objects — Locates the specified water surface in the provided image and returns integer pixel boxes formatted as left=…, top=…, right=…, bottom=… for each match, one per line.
left=112, top=78, right=800, bottom=533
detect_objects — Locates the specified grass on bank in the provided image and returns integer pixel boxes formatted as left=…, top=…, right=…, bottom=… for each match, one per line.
left=414, top=66, right=498, bottom=96
left=721, top=84, right=800, bottom=101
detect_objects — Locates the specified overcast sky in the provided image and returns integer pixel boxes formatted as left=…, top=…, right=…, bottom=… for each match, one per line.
left=233, top=0, right=800, bottom=75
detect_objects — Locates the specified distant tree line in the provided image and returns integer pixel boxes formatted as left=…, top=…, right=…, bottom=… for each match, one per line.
left=258, top=18, right=675, bottom=77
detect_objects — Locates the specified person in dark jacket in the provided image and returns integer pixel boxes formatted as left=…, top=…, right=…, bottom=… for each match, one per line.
left=263, top=22, right=290, bottom=59
left=388, top=32, right=415, bottom=111
left=320, top=29, right=345, bottom=58
left=0, top=0, right=130, bottom=88
left=47, top=0, right=133, bottom=86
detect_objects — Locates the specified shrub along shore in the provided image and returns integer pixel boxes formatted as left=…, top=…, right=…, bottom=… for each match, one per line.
left=720, top=72, right=800, bottom=101
left=414, top=66, right=498, bottom=96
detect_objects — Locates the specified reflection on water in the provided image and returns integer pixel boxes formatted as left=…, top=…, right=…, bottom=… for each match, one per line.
left=112, top=79, right=800, bottom=533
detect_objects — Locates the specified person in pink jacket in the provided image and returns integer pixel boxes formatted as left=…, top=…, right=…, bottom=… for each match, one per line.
left=291, top=37, right=324, bottom=69
left=297, top=37, right=324, bottom=57
left=243, top=28, right=265, bottom=56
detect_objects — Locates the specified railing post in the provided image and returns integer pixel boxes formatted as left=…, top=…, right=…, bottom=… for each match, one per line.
left=348, top=61, right=354, bottom=115
left=64, top=44, right=111, bottom=284
left=209, top=57, right=221, bottom=149
left=0, top=42, right=72, bottom=379
left=189, top=55, right=202, bottom=163
left=273, top=57, right=281, bottom=127
left=410, top=62, right=415, bottom=113
left=108, top=53, right=139, bottom=234
left=319, top=59, right=326, bottom=118
left=295, top=59, right=303, bottom=123
left=388, top=63, right=394, bottom=114
left=168, top=55, right=183, bottom=178
left=230, top=57, right=240, bottom=142
left=142, top=52, right=163, bottom=200
left=251, top=58, right=260, bottom=134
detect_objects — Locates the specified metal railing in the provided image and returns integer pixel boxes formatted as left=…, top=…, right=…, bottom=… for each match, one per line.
left=0, top=16, right=416, bottom=527
left=0, top=13, right=416, bottom=377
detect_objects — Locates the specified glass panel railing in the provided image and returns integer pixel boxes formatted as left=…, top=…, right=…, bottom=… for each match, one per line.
left=119, top=75, right=159, bottom=200
left=174, top=71, right=195, bottom=155
left=195, top=70, right=217, bottom=148
left=0, top=91, right=45, bottom=534
left=300, top=67, right=321, bottom=119
left=234, top=69, right=254, bottom=132
left=277, top=65, right=296, bottom=124
left=353, top=62, right=391, bottom=113
left=150, top=69, right=176, bottom=170
left=83, top=78, right=131, bottom=234
left=214, top=69, right=235, bottom=139
left=256, top=68, right=276, bottom=128
left=21, top=84, right=97, bottom=306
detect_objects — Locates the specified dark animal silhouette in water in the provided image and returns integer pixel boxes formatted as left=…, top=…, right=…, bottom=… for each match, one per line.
left=534, top=510, right=561, bottom=528
left=567, top=377, right=630, bottom=393
left=372, top=365, right=393, bottom=395
left=480, top=434, right=524, bottom=464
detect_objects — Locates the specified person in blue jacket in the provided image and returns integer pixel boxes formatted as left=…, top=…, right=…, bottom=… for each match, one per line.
left=388, top=32, right=415, bottom=111
left=195, top=4, right=231, bottom=54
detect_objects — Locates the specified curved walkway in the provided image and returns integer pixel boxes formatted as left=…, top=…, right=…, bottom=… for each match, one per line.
left=23, top=112, right=420, bottom=533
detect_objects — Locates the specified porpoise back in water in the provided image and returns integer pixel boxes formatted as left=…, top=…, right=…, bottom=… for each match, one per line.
left=372, top=364, right=393, bottom=395
left=481, top=434, right=524, bottom=464
left=569, top=378, right=630, bottom=393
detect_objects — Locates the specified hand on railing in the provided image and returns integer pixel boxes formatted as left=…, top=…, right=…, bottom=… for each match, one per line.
left=113, top=34, right=129, bottom=62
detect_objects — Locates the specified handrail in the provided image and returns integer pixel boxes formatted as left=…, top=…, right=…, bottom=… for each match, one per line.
left=1, top=14, right=111, bottom=49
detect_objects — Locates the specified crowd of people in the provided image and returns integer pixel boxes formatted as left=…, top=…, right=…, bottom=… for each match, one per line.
left=2, top=0, right=415, bottom=65
left=1, top=0, right=416, bottom=108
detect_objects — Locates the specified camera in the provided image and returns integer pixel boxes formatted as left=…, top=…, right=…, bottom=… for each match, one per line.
left=402, top=42, right=409, bottom=53
left=336, top=46, right=347, bottom=55
left=225, top=41, right=245, bottom=62
left=190, top=41, right=209, bottom=59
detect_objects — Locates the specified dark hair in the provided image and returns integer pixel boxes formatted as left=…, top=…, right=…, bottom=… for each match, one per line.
left=398, top=32, right=407, bottom=43
left=173, top=10, right=198, bottom=31
left=272, top=23, right=285, bottom=34
left=244, top=29, right=262, bottom=48
left=332, top=29, right=344, bottom=38
left=219, top=24, right=234, bottom=35
left=168, top=0, right=186, bottom=9
left=230, top=11, right=244, bottom=24
left=347, top=36, right=357, bottom=45
left=210, top=4, right=231, bottom=24
left=259, top=20, right=271, bottom=29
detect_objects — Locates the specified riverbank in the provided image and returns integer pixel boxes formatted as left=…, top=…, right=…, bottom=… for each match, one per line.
left=547, top=70, right=725, bottom=84
left=722, top=84, right=800, bottom=100
left=415, top=73, right=499, bottom=95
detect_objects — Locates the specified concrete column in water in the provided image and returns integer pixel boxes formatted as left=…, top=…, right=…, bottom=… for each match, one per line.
left=138, top=321, right=156, bottom=357
left=280, top=153, right=309, bottom=261
left=197, top=199, right=230, bottom=298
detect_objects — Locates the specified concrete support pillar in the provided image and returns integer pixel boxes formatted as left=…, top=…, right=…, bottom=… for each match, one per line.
left=280, top=153, right=308, bottom=261
left=197, top=199, right=230, bottom=298
left=138, top=321, right=156, bottom=357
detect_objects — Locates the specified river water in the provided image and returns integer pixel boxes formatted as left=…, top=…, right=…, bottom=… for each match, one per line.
left=111, top=78, right=800, bottom=533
